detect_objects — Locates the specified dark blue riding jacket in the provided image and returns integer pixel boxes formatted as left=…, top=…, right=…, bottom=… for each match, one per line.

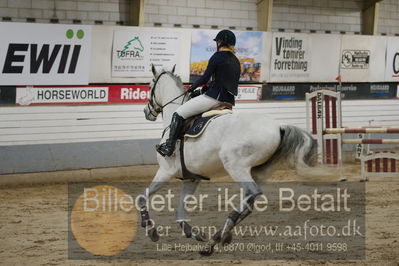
left=191, top=51, right=241, bottom=106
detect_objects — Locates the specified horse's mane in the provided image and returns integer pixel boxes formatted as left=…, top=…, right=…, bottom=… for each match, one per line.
left=162, top=69, right=183, bottom=89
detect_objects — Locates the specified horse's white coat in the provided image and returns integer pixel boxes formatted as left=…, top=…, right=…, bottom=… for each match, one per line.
left=145, top=69, right=281, bottom=181
left=141, top=67, right=316, bottom=250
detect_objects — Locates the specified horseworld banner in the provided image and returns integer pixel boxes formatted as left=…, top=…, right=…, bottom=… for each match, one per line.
left=112, top=30, right=182, bottom=77
left=14, top=85, right=152, bottom=105
left=0, top=22, right=91, bottom=85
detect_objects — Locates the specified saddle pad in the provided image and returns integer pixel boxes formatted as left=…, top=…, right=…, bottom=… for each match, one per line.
left=202, top=109, right=232, bottom=118
left=184, top=115, right=220, bottom=138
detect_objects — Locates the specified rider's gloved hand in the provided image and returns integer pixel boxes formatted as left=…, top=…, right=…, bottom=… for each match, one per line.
left=187, top=85, right=196, bottom=93
left=201, top=85, right=209, bottom=93
left=190, top=88, right=202, bottom=98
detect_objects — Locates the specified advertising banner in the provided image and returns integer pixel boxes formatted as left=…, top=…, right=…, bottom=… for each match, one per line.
left=13, top=81, right=398, bottom=105
left=109, top=85, right=150, bottom=103
left=189, top=85, right=261, bottom=101
left=16, top=86, right=109, bottom=105
left=112, top=30, right=182, bottom=77
left=0, top=86, right=16, bottom=105
left=385, top=37, right=399, bottom=82
left=339, top=36, right=371, bottom=82
left=369, top=36, right=387, bottom=82
left=262, top=82, right=398, bottom=100
left=270, top=33, right=311, bottom=82
left=236, top=85, right=262, bottom=101
left=15, top=85, right=152, bottom=105
left=190, top=30, right=263, bottom=83
left=259, top=32, right=273, bottom=82
left=0, top=22, right=91, bottom=85
left=309, top=34, right=341, bottom=82
left=15, top=84, right=261, bottom=105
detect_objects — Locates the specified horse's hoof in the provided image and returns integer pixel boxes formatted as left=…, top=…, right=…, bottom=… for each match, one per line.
left=199, top=244, right=214, bottom=256
left=211, top=230, right=222, bottom=242
left=193, top=230, right=207, bottom=242
left=221, top=231, right=233, bottom=245
left=181, top=222, right=192, bottom=238
left=140, top=210, right=151, bottom=228
left=190, top=226, right=207, bottom=242
left=147, top=227, right=160, bottom=242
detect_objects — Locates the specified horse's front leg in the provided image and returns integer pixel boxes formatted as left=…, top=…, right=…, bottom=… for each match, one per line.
left=176, top=179, right=207, bottom=242
left=200, top=167, right=262, bottom=256
left=138, top=168, right=175, bottom=242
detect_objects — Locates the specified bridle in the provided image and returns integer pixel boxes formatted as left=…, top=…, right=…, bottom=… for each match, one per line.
left=147, top=71, right=189, bottom=117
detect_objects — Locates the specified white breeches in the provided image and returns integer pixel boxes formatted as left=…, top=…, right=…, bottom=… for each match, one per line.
left=175, top=95, right=220, bottom=119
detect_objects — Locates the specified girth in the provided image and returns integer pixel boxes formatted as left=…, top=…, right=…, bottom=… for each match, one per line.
left=177, top=138, right=210, bottom=181
left=176, top=102, right=232, bottom=181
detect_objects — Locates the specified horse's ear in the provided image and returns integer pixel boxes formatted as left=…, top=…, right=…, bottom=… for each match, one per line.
left=171, top=64, right=176, bottom=74
left=151, top=64, right=157, bottom=77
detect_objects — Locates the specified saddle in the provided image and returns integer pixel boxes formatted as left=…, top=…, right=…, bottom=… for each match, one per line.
left=177, top=103, right=233, bottom=181
left=182, top=102, right=232, bottom=138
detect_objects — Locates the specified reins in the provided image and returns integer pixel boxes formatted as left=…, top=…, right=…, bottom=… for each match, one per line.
left=148, top=71, right=189, bottom=116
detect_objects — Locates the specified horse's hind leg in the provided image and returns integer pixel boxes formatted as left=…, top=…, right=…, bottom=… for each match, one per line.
left=138, top=168, right=175, bottom=242
left=176, top=179, right=207, bottom=242
left=221, top=167, right=262, bottom=242
left=201, top=166, right=262, bottom=256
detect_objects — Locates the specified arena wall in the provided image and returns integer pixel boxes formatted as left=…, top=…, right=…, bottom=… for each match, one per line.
left=0, top=0, right=130, bottom=25
left=378, top=0, right=399, bottom=35
left=1, top=100, right=398, bottom=174
left=272, top=0, right=363, bottom=33
left=3, top=1, right=399, bottom=36
left=143, top=0, right=258, bottom=30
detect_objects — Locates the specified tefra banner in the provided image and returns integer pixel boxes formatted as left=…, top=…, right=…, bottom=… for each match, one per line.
left=112, top=30, right=182, bottom=77
left=0, top=22, right=91, bottom=86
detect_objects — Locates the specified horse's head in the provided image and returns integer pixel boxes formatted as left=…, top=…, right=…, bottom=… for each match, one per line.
left=144, top=64, right=183, bottom=121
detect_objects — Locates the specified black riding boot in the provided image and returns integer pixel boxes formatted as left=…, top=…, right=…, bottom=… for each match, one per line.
left=156, top=112, right=184, bottom=157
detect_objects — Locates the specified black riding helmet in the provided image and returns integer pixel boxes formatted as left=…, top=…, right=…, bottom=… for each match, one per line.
left=213, top=29, right=236, bottom=46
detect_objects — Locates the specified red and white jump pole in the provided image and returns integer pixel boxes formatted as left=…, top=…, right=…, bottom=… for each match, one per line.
left=325, top=128, right=399, bottom=134
left=342, top=139, right=399, bottom=144
left=305, top=89, right=399, bottom=165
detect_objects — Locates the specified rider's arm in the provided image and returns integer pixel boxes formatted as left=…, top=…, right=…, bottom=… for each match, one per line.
left=190, top=52, right=223, bottom=90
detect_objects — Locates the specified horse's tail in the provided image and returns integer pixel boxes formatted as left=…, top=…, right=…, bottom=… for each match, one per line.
left=252, top=124, right=317, bottom=176
left=278, top=124, right=317, bottom=169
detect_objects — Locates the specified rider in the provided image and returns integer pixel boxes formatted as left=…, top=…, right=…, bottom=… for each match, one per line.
left=157, top=29, right=241, bottom=157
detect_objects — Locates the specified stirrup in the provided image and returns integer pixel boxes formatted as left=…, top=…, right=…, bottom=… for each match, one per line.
left=156, top=143, right=174, bottom=157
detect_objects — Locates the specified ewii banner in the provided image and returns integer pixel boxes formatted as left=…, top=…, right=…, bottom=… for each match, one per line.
left=0, top=22, right=91, bottom=85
